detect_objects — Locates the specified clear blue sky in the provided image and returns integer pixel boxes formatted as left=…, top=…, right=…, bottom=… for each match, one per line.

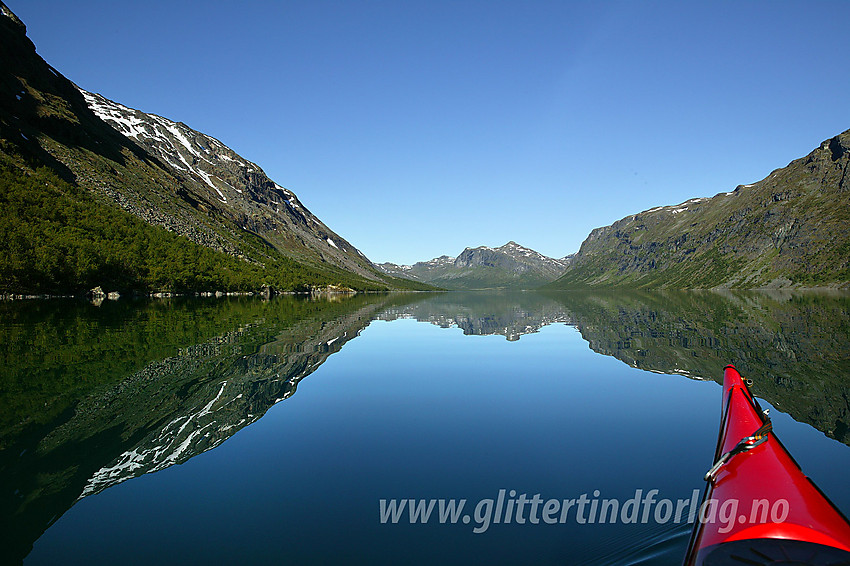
left=9, top=1, right=850, bottom=264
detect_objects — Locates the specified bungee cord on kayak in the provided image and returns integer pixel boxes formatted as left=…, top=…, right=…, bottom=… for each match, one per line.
left=705, top=416, right=772, bottom=482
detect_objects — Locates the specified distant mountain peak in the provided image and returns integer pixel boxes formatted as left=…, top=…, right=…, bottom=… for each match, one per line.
left=377, top=242, right=572, bottom=290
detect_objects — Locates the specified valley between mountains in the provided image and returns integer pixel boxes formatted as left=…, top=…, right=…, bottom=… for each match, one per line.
left=1, top=2, right=847, bottom=295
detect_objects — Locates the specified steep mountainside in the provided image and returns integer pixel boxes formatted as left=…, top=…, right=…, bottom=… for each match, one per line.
left=78, top=90, right=379, bottom=280
left=378, top=242, right=572, bottom=290
left=548, top=129, right=850, bottom=289
left=0, top=3, right=427, bottom=294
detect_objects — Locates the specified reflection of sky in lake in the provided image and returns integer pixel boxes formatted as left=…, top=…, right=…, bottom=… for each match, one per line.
left=25, top=316, right=849, bottom=565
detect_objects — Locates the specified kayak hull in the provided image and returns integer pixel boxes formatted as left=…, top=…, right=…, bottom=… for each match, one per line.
left=684, top=365, right=850, bottom=565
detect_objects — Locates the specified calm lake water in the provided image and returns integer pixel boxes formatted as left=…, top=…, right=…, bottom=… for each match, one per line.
left=2, top=291, right=849, bottom=565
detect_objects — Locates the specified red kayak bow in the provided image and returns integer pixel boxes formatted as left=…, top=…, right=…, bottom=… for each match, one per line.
left=684, top=365, right=850, bottom=565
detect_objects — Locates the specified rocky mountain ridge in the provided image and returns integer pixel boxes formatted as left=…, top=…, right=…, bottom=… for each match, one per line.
left=548, top=129, right=850, bottom=289
left=378, top=241, right=572, bottom=290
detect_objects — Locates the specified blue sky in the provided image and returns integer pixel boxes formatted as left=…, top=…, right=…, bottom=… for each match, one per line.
left=10, top=1, right=850, bottom=264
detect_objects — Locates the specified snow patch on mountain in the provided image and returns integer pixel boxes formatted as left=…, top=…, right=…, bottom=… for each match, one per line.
left=642, top=197, right=711, bottom=216
left=80, top=88, right=257, bottom=205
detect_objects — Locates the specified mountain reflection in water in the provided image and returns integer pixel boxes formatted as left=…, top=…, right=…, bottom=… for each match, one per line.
left=1, top=289, right=848, bottom=564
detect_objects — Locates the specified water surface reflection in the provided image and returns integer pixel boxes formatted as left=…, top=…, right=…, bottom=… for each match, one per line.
left=2, top=290, right=848, bottom=564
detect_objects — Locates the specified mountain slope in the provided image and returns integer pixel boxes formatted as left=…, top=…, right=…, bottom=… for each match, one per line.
left=378, top=241, right=571, bottom=289
left=0, top=3, right=427, bottom=294
left=548, top=129, right=850, bottom=289
left=78, top=90, right=380, bottom=280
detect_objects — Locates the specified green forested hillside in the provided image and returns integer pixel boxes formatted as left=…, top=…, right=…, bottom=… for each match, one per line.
left=0, top=154, right=404, bottom=294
